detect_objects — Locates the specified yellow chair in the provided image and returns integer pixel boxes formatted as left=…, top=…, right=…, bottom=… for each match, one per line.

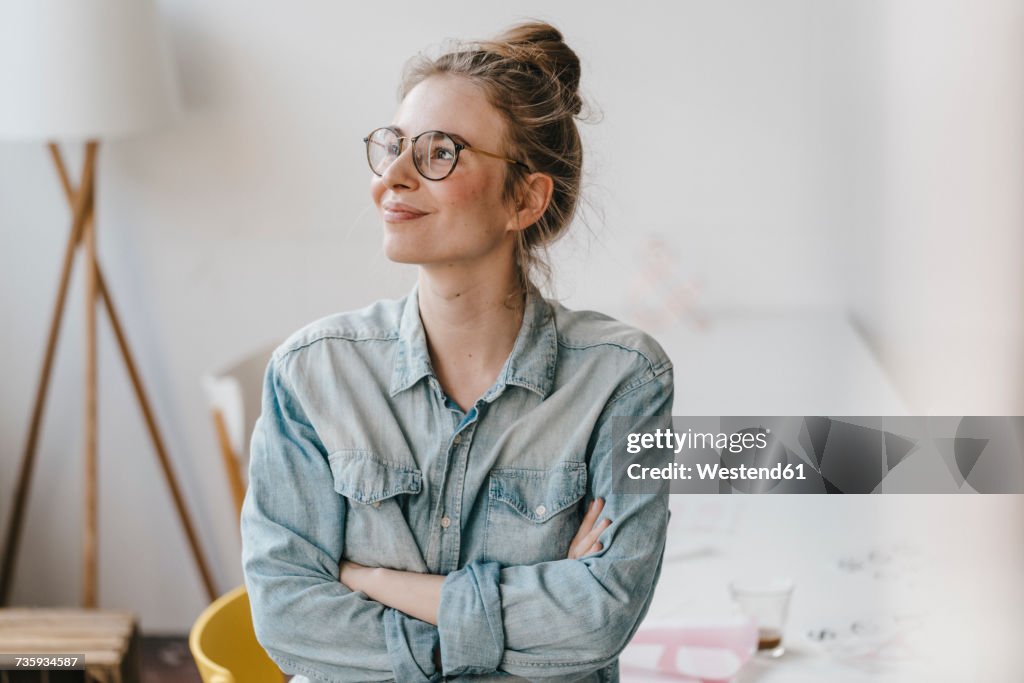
left=189, top=585, right=286, bottom=683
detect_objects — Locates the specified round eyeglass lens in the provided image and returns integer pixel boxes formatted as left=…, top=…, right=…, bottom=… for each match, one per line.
left=366, top=128, right=399, bottom=175
left=413, top=132, right=458, bottom=180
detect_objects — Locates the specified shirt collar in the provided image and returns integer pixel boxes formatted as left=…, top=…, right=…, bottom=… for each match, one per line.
left=389, top=283, right=558, bottom=401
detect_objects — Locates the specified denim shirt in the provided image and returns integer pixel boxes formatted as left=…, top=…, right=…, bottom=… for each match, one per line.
left=241, top=284, right=674, bottom=682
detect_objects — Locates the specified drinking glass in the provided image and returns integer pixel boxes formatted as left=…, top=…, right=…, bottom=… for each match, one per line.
left=729, top=578, right=795, bottom=657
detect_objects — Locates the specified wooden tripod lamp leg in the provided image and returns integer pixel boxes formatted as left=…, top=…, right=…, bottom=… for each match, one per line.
left=0, top=145, right=96, bottom=606
left=82, top=142, right=100, bottom=608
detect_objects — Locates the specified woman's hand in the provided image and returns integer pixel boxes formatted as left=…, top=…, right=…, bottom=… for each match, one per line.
left=339, top=559, right=371, bottom=593
left=567, top=498, right=612, bottom=559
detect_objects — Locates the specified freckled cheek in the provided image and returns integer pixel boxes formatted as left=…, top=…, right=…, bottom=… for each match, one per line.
left=437, top=177, right=503, bottom=219
left=439, top=180, right=481, bottom=204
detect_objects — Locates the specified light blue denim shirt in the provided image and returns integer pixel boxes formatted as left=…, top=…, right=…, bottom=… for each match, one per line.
left=241, top=284, right=674, bottom=682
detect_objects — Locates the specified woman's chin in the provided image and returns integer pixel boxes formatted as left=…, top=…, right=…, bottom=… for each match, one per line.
left=382, top=240, right=433, bottom=266
left=384, top=253, right=421, bottom=265
left=382, top=231, right=459, bottom=265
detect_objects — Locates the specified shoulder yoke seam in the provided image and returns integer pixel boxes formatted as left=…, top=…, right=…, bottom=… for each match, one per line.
left=556, top=338, right=668, bottom=377
left=608, top=361, right=673, bottom=404
left=275, top=332, right=399, bottom=362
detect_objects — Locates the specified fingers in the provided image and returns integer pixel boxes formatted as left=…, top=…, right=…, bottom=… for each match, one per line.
left=579, top=517, right=611, bottom=552
left=569, top=498, right=604, bottom=549
left=568, top=498, right=611, bottom=559
left=583, top=497, right=604, bottom=526
left=571, top=520, right=609, bottom=559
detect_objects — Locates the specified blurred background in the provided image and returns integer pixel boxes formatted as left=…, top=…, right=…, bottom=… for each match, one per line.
left=1, top=0, right=1021, bottom=679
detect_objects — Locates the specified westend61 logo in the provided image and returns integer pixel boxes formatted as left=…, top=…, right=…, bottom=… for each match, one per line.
left=611, top=416, right=1024, bottom=494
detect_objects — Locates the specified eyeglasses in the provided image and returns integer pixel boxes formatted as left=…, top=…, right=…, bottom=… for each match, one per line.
left=363, top=127, right=532, bottom=181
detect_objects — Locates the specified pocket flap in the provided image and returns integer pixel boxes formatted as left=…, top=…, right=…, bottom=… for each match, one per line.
left=488, top=462, right=587, bottom=522
left=329, top=450, right=422, bottom=504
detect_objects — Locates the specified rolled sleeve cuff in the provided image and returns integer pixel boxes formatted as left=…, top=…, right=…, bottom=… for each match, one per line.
left=438, top=560, right=504, bottom=676
left=383, top=608, right=441, bottom=683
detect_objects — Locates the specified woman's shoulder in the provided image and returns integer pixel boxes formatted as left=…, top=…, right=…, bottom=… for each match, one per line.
left=547, top=299, right=673, bottom=377
left=271, top=294, right=408, bottom=364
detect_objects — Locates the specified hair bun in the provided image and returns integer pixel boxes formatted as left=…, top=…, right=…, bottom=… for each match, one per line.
left=489, top=21, right=583, bottom=115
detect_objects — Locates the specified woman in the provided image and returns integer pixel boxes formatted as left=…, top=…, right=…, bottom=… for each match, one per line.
left=241, top=21, right=674, bottom=682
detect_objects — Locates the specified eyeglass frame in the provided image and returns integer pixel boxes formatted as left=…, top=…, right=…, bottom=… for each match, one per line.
left=363, top=126, right=533, bottom=181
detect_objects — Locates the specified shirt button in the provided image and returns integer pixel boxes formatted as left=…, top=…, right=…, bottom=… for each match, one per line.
left=440, top=516, right=451, bottom=529
left=453, top=434, right=462, bottom=444
left=372, top=501, right=381, bottom=509
left=535, top=505, right=546, bottom=516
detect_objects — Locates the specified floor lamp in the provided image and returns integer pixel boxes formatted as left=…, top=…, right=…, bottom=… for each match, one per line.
left=0, top=0, right=216, bottom=607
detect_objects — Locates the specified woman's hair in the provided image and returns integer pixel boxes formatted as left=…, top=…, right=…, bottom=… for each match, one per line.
left=400, top=21, right=585, bottom=297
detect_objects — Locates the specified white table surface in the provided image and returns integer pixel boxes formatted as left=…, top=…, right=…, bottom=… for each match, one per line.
left=622, top=494, right=1024, bottom=682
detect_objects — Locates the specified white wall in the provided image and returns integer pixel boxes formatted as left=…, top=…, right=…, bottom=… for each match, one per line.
left=845, top=0, right=1024, bottom=414
left=1, top=0, right=1021, bottom=636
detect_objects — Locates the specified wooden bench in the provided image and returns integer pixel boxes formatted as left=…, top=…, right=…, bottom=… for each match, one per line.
left=0, top=609, right=139, bottom=683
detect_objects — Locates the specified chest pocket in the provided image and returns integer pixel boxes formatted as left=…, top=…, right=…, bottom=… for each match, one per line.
left=484, top=462, right=588, bottom=565
left=329, top=450, right=421, bottom=503
left=328, top=450, right=426, bottom=570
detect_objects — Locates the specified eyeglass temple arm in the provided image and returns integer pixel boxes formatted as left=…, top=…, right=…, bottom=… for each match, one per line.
left=463, top=145, right=532, bottom=172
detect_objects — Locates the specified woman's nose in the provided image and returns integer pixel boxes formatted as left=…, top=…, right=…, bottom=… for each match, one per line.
left=380, top=143, right=419, bottom=190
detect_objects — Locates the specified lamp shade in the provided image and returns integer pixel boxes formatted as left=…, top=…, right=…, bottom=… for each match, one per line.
left=0, top=0, right=180, bottom=141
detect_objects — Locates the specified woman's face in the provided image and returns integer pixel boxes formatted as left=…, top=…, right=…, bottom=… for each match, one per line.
left=371, top=75, right=520, bottom=270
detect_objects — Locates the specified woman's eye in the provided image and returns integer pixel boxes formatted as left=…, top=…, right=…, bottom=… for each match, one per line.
left=387, top=143, right=401, bottom=156
left=433, top=148, right=454, bottom=160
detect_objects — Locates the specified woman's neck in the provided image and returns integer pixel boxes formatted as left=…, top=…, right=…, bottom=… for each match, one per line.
left=416, top=268, right=526, bottom=410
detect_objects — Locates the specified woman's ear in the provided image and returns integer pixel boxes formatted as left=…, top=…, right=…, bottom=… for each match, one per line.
left=509, top=173, right=554, bottom=231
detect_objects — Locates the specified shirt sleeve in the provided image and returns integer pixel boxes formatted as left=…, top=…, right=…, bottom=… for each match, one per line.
left=436, top=365, right=674, bottom=679
left=241, top=354, right=441, bottom=683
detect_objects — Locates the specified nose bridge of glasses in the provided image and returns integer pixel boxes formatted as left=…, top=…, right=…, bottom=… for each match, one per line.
left=380, top=133, right=415, bottom=176
left=397, top=135, right=412, bottom=156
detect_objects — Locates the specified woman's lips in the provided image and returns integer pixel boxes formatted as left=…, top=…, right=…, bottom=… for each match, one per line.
left=383, top=209, right=426, bottom=222
left=382, top=202, right=428, bottom=222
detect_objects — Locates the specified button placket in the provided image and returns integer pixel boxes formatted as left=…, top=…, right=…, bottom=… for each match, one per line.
left=439, top=430, right=463, bottom=534
left=439, top=417, right=477, bottom=573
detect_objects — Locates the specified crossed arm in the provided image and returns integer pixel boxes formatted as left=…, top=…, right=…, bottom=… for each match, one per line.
left=338, top=498, right=613, bottom=625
